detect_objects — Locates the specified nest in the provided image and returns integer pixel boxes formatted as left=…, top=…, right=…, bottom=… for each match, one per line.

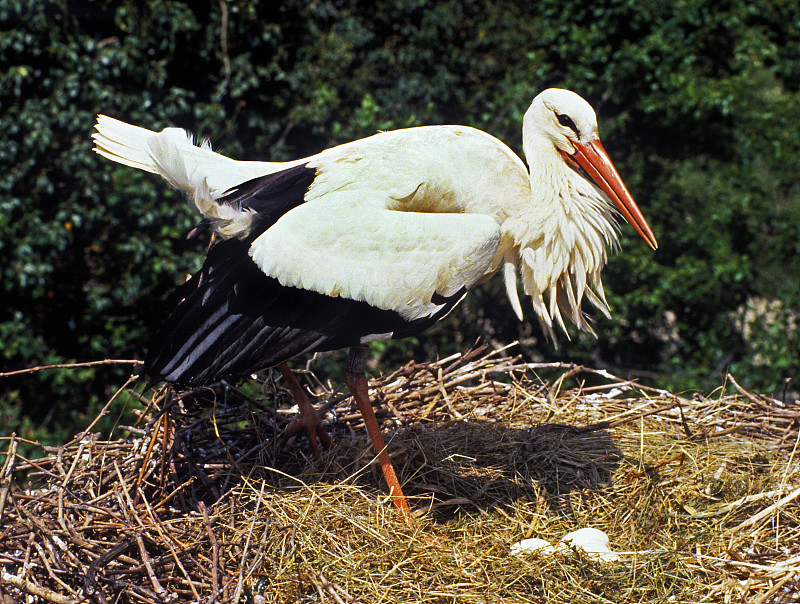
left=1, top=344, right=799, bottom=603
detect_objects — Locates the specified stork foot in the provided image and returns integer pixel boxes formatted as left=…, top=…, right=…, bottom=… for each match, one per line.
left=283, top=405, right=333, bottom=460
left=278, top=363, right=333, bottom=460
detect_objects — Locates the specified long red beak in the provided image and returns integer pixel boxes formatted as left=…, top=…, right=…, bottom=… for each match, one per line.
left=562, top=139, right=658, bottom=250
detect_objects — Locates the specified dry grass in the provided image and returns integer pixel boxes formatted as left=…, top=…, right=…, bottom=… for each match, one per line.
left=1, top=345, right=799, bottom=603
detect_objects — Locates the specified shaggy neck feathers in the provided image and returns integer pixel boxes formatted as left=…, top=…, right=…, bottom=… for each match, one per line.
left=508, top=129, right=620, bottom=340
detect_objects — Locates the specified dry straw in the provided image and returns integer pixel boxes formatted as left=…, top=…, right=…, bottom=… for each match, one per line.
left=1, top=344, right=798, bottom=603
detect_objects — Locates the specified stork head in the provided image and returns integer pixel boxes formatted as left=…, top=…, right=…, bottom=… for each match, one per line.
left=524, top=89, right=658, bottom=251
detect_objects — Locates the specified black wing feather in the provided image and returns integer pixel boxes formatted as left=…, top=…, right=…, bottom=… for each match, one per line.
left=217, top=163, right=316, bottom=236
left=146, top=238, right=463, bottom=386
left=185, top=163, right=316, bottom=240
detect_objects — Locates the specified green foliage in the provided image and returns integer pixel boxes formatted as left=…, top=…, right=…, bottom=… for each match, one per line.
left=1, top=0, right=798, bottom=447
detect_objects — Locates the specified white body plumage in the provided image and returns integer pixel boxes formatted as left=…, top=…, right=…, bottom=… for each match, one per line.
left=93, top=88, right=657, bottom=384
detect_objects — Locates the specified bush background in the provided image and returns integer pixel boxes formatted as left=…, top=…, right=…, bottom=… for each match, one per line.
left=1, top=0, right=798, bottom=447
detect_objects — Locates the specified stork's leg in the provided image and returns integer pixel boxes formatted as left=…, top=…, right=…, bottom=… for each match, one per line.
left=344, top=346, right=414, bottom=525
left=278, top=363, right=333, bottom=460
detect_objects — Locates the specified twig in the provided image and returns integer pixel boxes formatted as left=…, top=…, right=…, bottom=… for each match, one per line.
left=134, top=412, right=162, bottom=505
left=138, top=488, right=202, bottom=601
left=31, top=539, right=80, bottom=598
left=730, top=486, right=800, bottom=533
left=135, top=533, right=167, bottom=597
left=85, top=536, right=135, bottom=603
left=200, top=501, right=220, bottom=603
left=625, top=452, right=686, bottom=481
left=754, top=571, right=797, bottom=604
left=0, top=359, right=143, bottom=379
left=315, top=571, right=361, bottom=604
left=576, top=400, right=686, bottom=433
left=728, top=373, right=779, bottom=407
left=676, top=400, right=693, bottom=437
left=215, top=0, right=231, bottom=99
left=1, top=571, right=80, bottom=604
left=0, top=433, right=18, bottom=520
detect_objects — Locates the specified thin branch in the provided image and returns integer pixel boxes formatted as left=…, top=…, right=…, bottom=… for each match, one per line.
left=0, top=359, right=143, bottom=379
left=1, top=571, right=80, bottom=604
left=216, top=0, right=231, bottom=100
left=0, top=433, right=18, bottom=520
left=199, top=501, right=220, bottom=603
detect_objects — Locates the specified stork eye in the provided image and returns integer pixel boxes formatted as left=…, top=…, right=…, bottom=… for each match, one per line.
left=556, top=113, right=579, bottom=136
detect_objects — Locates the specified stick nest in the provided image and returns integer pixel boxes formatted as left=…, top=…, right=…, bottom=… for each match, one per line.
left=1, top=345, right=799, bottom=603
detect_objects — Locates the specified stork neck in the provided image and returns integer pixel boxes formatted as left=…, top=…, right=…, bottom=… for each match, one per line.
left=523, top=133, right=574, bottom=215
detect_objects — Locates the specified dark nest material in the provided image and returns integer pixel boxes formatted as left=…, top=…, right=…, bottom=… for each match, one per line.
left=1, top=344, right=799, bottom=603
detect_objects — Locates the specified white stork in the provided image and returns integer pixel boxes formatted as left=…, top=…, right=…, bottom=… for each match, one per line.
left=93, top=88, right=657, bottom=522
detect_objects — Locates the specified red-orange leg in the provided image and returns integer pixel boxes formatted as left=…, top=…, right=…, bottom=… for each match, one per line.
left=278, top=363, right=333, bottom=460
left=344, top=346, right=414, bottom=526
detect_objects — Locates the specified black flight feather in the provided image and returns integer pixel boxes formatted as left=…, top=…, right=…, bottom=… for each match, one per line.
left=145, top=239, right=464, bottom=386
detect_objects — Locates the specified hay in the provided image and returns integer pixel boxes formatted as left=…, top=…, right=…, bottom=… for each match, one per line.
left=1, top=344, right=798, bottom=603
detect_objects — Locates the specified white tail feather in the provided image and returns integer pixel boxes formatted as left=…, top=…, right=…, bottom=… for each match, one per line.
left=92, top=115, right=296, bottom=239
left=92, top=115, right=288, bottom=197
left=92, top=115, right=162, bottom=175
left=93, top=115, right=227, bottom=195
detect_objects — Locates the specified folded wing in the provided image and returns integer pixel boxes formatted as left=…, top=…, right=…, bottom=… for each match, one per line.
left=250, top=192, right=501, bottom=321
left=147, top=175, right=502, bottom=386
